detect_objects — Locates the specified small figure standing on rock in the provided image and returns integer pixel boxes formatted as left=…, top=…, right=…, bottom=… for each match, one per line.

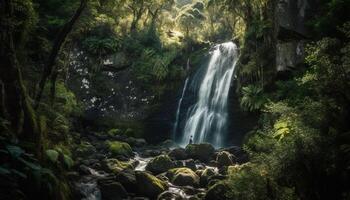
left=189, top=135, right=193, bottom=144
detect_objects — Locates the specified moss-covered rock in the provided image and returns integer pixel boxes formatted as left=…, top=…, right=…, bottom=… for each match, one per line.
left=75, top=142, right=96, bottom=157
left=204, top=181, right=230, bottom=200
left=216, top=151, right=235, bottom=167
left=146, top=155, right=174, bottom=174
left=185, top=143, right=215, bottom=162
left=107, top=128, right=123, bottom=136
left=106, top=141, right=133, bottom=157
left=167, top=167, right=200, bottom=186
left=135, top=171, right=168, bottom=198
left=103, top=158, right=134, bottom=173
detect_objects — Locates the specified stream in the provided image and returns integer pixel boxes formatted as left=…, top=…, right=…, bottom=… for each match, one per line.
left=75, top=150, right=220, bottom=200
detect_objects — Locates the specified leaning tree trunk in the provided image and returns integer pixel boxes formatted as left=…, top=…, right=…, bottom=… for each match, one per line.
left=0, top=0, right=39, bottom=146
left=34, top=0, right=88, bottom=108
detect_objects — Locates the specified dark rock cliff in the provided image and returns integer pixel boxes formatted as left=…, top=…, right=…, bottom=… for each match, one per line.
left=275, top=0, right=318, bottom=72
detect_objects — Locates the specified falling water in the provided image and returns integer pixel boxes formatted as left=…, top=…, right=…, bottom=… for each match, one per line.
left=173, top=77, right=189, bottom=139
left=179, top=42, right=239, bottom=147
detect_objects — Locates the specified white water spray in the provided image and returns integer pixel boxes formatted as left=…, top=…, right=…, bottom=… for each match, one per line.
left=179, top=42, right=239, bottom=147
left=173, top=77, right=189, bottom=139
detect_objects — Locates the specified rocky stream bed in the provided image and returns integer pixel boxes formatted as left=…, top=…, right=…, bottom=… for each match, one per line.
left=68, top=132, right=248, bottom=200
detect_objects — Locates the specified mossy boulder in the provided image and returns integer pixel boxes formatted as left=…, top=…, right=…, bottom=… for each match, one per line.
left=185, top=143, right=215, bottom=162
left=216, top=151, right=235, bottom=167
left=75, top=142, right=96, bottom=157
left=135, top=171, right=168, bottom=198
left=103, top=158, right=134, bottom=173
left=204, top=181, right=230, bottom=200
left=146, top=155, right=175, bottom=174
left=106, top=141, right=133, bottom=158
left=107, top=128, right=123, bottom=136
left=167, top=167, right=200, bottom=186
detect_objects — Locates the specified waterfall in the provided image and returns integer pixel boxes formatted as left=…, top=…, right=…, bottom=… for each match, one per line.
left=173, top=77, right=189, bottom=139
left=178, top=42, right=239, bottom=147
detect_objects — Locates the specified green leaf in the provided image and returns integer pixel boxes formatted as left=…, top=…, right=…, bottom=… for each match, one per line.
left=0, top=166, right=11, bottom=175
left=63, top=155, right=74, bottom=169
left=6, top=145, right=24, bottom=158
left=18, top=157, right=41, bottom=170
left=11, top=169, right=27, bottom=179
left=46, top=149, right=59, bottom=163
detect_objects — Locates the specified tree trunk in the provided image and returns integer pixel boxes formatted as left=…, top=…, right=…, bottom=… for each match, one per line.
left=50, top=70, right=59, bottom=105
left=130, top=1, right=145, bottom=32
left=0, top=0, right=39, bottom=143
left=34, top=0, right=87, bottom=109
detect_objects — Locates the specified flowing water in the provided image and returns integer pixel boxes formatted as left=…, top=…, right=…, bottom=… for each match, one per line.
left=173, top=77, right=189, bottom=139
left=75, top=167, right=106, bottom=200
left=176, top=42, right=239, bottom=147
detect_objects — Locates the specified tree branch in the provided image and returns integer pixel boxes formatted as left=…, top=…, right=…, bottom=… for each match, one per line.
left=34, top=0, right=88, bottom=109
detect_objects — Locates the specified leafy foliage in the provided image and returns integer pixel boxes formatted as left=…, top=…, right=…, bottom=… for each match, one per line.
left=0, top=137, right=63, bottom=200
left=240, top=84, right=267, bottom=112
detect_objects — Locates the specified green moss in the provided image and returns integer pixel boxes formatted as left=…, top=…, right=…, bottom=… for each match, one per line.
left=75, top=142, right=96, bottom=157
left=136, top=171, right=167, bottom=198
left=106, top=141, right=132, bottom=157
left=146, top=154, right=174, bottom=174
left=145, top=172, right=167, bottom=190
left=108, top=128, right=123, bottom=136
left=167, top=167, right=200, bottom=186
left=106, top=158, right=134, bottom=173
left=169, top=167, right=197, bottom=176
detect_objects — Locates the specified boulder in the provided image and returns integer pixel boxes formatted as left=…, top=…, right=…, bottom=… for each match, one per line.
left=204, top=182, right=230, bottom=200
left=185, top=143, right=215, bottom=162
left=161, top=139, right=178, bottom=148
left=114, top=169, right=137, bottom=193
left=200, top=168, right=217, bottom=187
left=98, top=179, right=128, bottom=200
left=75, top=142, right=96, bottom=157
left=221, top=146, right=249, bottom=164
left=168, top=148, right=187, bottom=160
left=125, top=137, right=147, bottom=147
left=146, top=155, right=175, bottom=174
left=167, top=168, right=200, bottom=187
left=141, top=149, right=162, bottom=157
left=106, top=141, right=133, bottom=158
left=103, top=158, right=134, bottom=173
left=135, top=171, right=168, bottom=198
left=216, top=151, right=235, bottom=167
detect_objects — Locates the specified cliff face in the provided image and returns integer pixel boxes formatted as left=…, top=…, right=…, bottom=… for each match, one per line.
left=275, top=0, right=318, bottom=71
